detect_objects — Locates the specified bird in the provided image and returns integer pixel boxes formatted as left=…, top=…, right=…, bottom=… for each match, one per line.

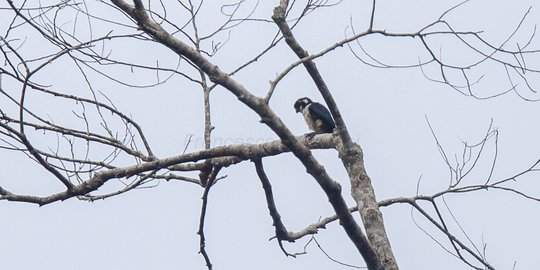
left=294, top=97, right=335, bottom=135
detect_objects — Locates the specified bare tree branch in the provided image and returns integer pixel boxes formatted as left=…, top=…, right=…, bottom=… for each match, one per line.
left=197, top=165, right=222, bottom=270
left=253, top=158, right=296, bottom=257
left=104, top=1, right=384, bottom=268
left=0, top=134, right=335, bottom=205
left=2, top=1, right=540, bottom=269
left=272, top=2, right=396, bottom=269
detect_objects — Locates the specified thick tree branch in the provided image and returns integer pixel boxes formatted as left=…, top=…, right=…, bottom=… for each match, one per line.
left=108, top=1, right=381, bottom=268
left=272, top=3, right=397, bottom=269
left=2, top=1, right=540, bottom=269
left=0, top=134, right=334, bottom=205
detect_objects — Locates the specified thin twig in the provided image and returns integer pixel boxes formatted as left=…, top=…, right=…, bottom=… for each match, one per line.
left=197, top=166, right=222, bottom=270
left=253, top=158, right=295, bottom=257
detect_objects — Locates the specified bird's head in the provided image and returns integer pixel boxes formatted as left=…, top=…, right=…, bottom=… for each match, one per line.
left=294, top=97, right=312, bottom=113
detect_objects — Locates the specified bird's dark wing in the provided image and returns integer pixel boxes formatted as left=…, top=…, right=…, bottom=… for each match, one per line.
left=309, top=102, right=335, bottom=128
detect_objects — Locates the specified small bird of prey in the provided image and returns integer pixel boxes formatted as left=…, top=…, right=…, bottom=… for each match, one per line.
left=294, top=97, right=335, bottom=134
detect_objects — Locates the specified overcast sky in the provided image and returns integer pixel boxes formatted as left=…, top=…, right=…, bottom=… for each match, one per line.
left=1, top=0, right=539, bottom=269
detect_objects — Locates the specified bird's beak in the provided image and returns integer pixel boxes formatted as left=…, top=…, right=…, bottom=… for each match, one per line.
left=295, top=108, right=300, bottom=113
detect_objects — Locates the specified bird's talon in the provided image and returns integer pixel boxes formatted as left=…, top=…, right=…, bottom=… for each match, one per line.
left=306, top=132, right=316, bottom=140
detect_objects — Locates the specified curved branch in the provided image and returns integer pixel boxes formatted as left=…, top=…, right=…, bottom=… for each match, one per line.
left=0, top=133, right=335, bottom=205
left=98, top=2, right=383, bottom=269
left=272, top=3, right=396, bottom=269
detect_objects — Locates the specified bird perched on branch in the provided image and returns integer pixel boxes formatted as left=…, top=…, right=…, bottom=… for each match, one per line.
left=294, top=97, right=335, bottom=135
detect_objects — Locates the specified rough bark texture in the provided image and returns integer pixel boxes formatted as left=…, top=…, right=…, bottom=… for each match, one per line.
left=336, top=138, right=398, bottom=270
left=107, top=1, right=382, bottom=268
left=272, top=2, right=398, bottom=269
left=0, top=134, right=331, bottom=204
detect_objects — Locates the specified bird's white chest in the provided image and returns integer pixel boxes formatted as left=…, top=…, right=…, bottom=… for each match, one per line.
left=301, top=106, right=317, bottom=131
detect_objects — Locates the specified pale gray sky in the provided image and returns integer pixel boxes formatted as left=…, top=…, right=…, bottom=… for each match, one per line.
left=1, top=0, right=539, bottom=269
